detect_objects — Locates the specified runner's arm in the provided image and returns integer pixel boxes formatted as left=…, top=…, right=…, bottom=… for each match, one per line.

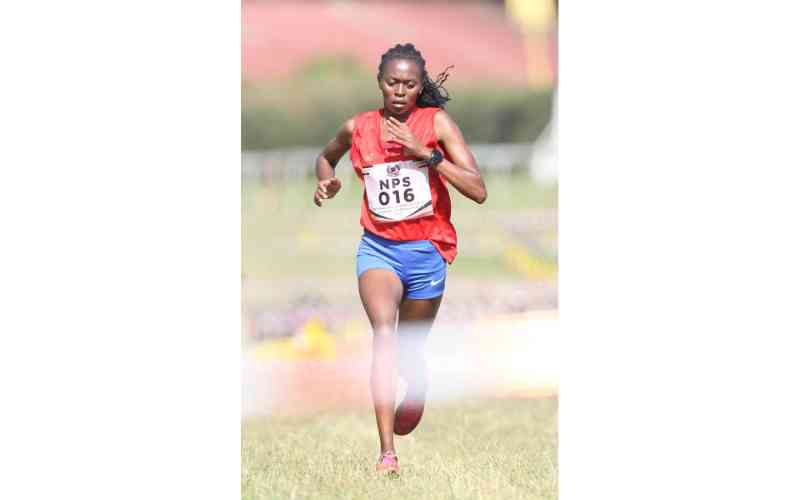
left=316, top=118, right=355, bottom=181
left=431, top=111, right=487, bottom=204
left=314, top=118, right=355, bottom=207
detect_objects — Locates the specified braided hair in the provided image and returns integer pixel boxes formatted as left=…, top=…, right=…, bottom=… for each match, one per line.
left=377, top=43, right=453, bottom=109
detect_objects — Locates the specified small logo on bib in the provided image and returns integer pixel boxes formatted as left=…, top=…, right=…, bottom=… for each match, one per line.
left=387, top=164, right=400, bottom=177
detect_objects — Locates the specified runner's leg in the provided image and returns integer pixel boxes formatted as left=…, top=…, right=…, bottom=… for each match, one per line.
left=358, top=268, right=404, bottom=455
left=393, top=296, right=442, bottom=435
left=397, top=296, right=442, bottom=390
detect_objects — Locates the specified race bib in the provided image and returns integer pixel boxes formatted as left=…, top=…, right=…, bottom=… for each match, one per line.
left=363, top=159, right=434, bottom=222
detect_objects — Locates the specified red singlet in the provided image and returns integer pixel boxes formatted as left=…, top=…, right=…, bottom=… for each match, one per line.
left=350, top=106, right=458, bottom=264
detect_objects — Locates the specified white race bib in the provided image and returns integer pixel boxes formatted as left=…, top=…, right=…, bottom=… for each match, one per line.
left=363, top=159, right=434, bottom=222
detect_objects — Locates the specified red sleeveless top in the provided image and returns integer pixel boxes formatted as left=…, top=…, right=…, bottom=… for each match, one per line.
left=350, top=106, right=458, bottom=264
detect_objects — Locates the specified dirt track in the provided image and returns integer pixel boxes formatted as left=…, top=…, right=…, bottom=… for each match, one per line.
left=242, top=312, right=558, bottom=417
left=243, top=1, right=536, bottom=85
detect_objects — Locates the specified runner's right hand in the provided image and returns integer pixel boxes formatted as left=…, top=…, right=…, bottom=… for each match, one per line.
left=314, top=177, right=342, bottom=207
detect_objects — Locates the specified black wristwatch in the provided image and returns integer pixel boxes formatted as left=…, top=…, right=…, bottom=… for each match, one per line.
left=426, top=148, right=444, bottom=168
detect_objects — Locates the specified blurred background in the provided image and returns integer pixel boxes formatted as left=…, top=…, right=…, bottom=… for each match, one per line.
left=241, top=0, right=558, bottom=417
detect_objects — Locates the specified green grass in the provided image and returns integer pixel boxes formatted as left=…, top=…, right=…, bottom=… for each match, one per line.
left=242, top=173, right=557, bottom=282
left=242, top=397, right=558, bottom=500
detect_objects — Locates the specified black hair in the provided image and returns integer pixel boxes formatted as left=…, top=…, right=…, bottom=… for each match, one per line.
left=377, top=43, right=453, bottom=109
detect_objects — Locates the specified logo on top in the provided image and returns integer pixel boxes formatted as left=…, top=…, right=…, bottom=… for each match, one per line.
left=387, top=164, right=400, bottom=177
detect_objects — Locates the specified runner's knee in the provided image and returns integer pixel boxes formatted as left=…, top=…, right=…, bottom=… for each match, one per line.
left=371, top=323, right=396, bottom=338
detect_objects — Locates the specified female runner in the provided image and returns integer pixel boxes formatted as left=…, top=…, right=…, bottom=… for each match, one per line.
left=313, top=43, right=487, bottom=475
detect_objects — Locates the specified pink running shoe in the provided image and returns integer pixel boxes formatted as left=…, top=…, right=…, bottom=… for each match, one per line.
left=394, top=382, right=427, bottom=436
left=375, top=451, right=400, bottom=475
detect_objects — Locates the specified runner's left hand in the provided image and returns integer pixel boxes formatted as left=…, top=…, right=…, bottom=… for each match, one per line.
left=386, top=116, right=431, bottom=160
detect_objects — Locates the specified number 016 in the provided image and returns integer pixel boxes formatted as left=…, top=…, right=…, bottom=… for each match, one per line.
left=378, top=188, right=415, bottom=205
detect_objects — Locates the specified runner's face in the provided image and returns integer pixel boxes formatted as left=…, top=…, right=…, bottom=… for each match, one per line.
left=379, top=59, right=423, bottom=116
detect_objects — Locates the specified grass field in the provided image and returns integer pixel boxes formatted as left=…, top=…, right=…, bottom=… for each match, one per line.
left=242, top=173, right=557, bottom=311
left=242, top=173, right=557, bottom=277
left=242, top=397, right=558, bottom=500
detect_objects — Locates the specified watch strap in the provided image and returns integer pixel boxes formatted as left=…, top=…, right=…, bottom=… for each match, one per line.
left=427, top=148, right=443, bottom=167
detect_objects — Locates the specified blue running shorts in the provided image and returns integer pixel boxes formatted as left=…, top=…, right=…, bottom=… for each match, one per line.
left=356, top=231, right=447, bottom=300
